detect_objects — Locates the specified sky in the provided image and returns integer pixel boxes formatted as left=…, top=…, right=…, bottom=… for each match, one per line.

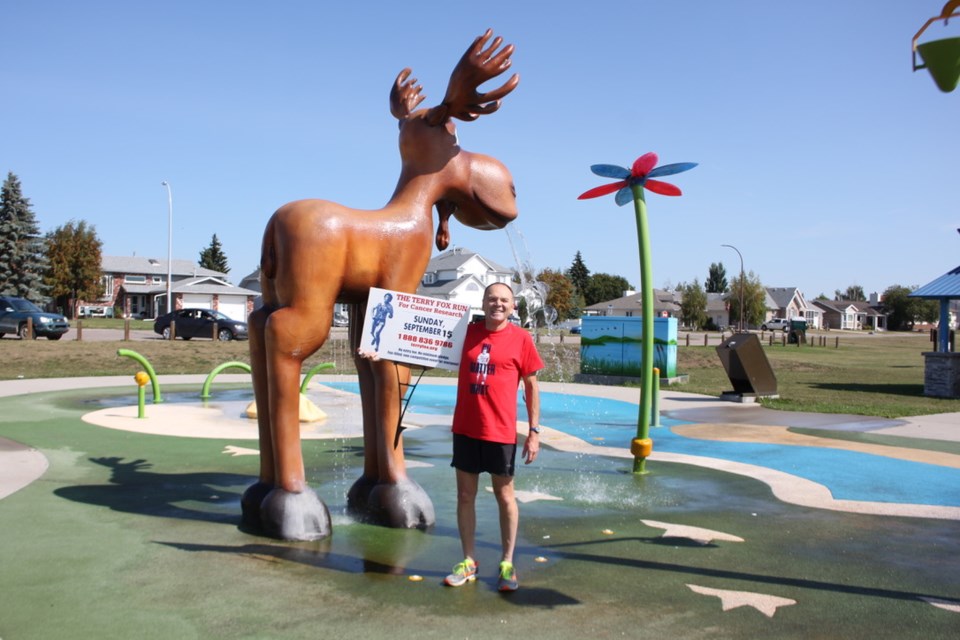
left=3, top=1, right=958, bottom=301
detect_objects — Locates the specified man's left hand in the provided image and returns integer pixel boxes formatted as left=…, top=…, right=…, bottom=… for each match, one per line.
left=522, top=431, right=540, bottom=464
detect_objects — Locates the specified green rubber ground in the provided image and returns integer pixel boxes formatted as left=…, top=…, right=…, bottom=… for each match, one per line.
left=1, top=386, right=958, bottom=639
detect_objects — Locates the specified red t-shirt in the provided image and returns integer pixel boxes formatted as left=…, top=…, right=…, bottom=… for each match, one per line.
left=452, top=322, right=545, bottom=444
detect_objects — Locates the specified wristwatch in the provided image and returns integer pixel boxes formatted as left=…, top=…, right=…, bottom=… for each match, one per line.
left=529, top=426, right=541, bottom=434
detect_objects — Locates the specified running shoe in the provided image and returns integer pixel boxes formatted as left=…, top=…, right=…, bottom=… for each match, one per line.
left=443, top=558, right=478, bottom=587
left=497, top=561, right=518, bottom=592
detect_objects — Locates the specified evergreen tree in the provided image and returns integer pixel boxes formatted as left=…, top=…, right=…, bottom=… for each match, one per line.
left=45, top=220, right=103, bottom=318
left=566, top=251, right=590, bottom=300
left=705, top=262, right=727, bottom=293
left=678, top=279, right=708, bottom=330
left=0, top=172, right=49, bottom=300
left=199, top=233, right=230, bottom=274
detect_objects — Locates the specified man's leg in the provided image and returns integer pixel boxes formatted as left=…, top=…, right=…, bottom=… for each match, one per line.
left=455, top=469, right=480, bottom=560
left=491, top=474, right=518, bottom=563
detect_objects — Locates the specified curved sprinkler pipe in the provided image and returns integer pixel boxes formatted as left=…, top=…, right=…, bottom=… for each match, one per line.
left=300, top=362, right=336, bottom=394
left=200, top=361, right=252, bottom=399
left=117, top=348, right=162, bottom=403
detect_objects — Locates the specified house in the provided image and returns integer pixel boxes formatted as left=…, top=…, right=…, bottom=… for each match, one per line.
left=582, top=289, right=681, bottom=318
left=416, top=247, right=514, bottom=318
left=811, top=298, right=887, bottom=331
left=85, top=256, right=258, bottom=321
left=705, top=292, right=730, bottom=329
left=766, top=287, right=821, bottom=329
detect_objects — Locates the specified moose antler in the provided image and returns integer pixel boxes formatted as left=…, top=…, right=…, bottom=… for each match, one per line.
left=426, top=29, right=520, bottom=126
left=390, top=69, right=426, bottom=120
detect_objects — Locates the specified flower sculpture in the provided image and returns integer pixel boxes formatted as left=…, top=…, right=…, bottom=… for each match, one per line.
left=579, top=152, right=696, bottom=473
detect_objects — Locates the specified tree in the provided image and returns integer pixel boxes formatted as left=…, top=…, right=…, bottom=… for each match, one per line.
left=537, top=268, right=576, bottom=321
left=727, top=270, right=767, bottom=328
left=0, top=172, right=49, bottom=300
left=566, top=251, right=590, bottom=298
left=834, top=284, right=865, bottom=301
left=882, top=284, right=939, bottom=331
left=678, top=279, right=708, bottom=330
left=705, top=262, right=727, bottom=293
left=199, top=233, right=230, bottom=274
left=45, top=220, right=103, bottom=318
left=585, top=272, right=634, bottom=306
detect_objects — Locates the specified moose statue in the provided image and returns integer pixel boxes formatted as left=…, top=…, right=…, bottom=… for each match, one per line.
left=243, top=30, right=521, bottom=540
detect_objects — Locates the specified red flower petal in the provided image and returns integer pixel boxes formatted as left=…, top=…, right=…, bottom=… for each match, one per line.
left=631, top=153, right=658, bottom=177
left=644, top=179, right=682, bottom=196
left=577, top=181, right=628, bottom=199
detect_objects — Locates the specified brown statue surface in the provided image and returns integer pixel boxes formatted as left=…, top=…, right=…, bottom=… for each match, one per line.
left=244, top=30, right=520, bottom=540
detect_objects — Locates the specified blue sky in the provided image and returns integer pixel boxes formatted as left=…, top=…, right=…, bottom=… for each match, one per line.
left=3, top=1, right=958, bottom=300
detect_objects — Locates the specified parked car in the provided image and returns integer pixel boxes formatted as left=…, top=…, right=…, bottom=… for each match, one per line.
left=570, top=324, right=582, bottom=334
left=0, top=296, right=70, bottom=340
left=153, top=308, right=248, bottom=341
left=761, top=318, right=791, bottom=331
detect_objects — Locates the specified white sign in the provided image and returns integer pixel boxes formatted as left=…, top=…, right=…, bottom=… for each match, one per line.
left=358, top=287, right=471, bottom=371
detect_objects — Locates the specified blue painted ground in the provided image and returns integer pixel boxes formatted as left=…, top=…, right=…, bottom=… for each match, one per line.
left=327, top=382, right=960, bottom=508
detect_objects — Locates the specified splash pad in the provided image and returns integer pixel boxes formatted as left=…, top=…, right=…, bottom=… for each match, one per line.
left=2, top=377, right=960, bottom=638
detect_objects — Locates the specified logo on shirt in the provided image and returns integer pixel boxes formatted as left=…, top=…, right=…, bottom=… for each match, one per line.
left=469, top=343, right=495, bottom=395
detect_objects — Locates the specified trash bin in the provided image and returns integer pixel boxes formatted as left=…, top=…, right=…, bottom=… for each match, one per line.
left=716, top=333, right=778, bottom=397
left=787, top=319, right=807, bottom=345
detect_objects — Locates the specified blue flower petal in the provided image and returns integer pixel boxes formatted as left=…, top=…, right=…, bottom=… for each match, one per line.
left=590, top=164, right=631, bottom=179
left=647, top=162, right=698, bottom=178
left=614, top=187, right=634, bottom=206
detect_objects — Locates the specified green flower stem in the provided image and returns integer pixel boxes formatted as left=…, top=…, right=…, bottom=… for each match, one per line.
left=631, top=184, right=653, bottom=474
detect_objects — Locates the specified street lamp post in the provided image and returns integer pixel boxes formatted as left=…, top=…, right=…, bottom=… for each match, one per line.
left=161, top=181, right=173, bottom=315
left=721, top=244, right=745, bottom=333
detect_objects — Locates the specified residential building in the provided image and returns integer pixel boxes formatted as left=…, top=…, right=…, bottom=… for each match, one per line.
left=83, top=256, right=258, bottom=321
left=811, top=298, right=887, bottom=331
left=766, top=286, right=822, bottom=329
left=416, top=247, right=514, bottom=317
left=582, top=289, right=681, bottom=318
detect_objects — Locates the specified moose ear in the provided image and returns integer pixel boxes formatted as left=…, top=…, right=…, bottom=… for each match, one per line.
left=435, top=201, right=455, bottom=250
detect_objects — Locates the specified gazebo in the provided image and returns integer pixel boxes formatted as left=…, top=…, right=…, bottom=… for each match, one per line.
left=911, top=263, right=960, bottom=397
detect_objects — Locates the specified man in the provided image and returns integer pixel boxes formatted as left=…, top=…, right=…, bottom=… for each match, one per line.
left=369, top=292, right=394, bottom=351
left=444, top=282, right=544, bottom=592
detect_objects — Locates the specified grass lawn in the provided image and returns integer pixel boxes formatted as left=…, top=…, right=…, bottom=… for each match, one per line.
left=1, top=329, right=957, bottom=419
left=675, top=331, right=960, bottom=418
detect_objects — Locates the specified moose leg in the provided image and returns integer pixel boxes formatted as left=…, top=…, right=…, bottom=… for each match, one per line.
left=346, top=306, right=434, bottom=528
left=257, top=306, right=332, bottom=541
left=365, top=359, right=435, bottom=528
left=241, top=305, right=276, bottom=527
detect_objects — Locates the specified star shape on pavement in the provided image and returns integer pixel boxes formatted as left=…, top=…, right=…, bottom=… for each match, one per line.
left=485, top=487, right=563, bottom=503
left=223, top=445, right=259, bottom=457
left=642, top=519, right=745, bottom=545
left=687, top=584, right=796, bottom=618
left=920, top=597, right=960, bottom=613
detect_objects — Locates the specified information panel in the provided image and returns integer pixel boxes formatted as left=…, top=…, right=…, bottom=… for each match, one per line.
left=358, top=287, right=471, bottom=371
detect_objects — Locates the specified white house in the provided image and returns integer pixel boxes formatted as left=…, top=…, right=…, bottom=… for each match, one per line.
left=416, top=246, right=514, bottom=318
left=766, top=286, right=821, bottom=329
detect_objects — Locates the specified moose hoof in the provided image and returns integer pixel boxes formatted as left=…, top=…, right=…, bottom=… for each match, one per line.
left=345, top=475, right=378, bottom=512
left=259, top=487, right=331, bottom=541
left=347, top=477, right=435, bottom=529
left=240, top=481, right=273, bottom=528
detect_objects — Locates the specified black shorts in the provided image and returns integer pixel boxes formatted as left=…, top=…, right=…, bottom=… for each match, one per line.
left=451, top=433, right=517, bottom=477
